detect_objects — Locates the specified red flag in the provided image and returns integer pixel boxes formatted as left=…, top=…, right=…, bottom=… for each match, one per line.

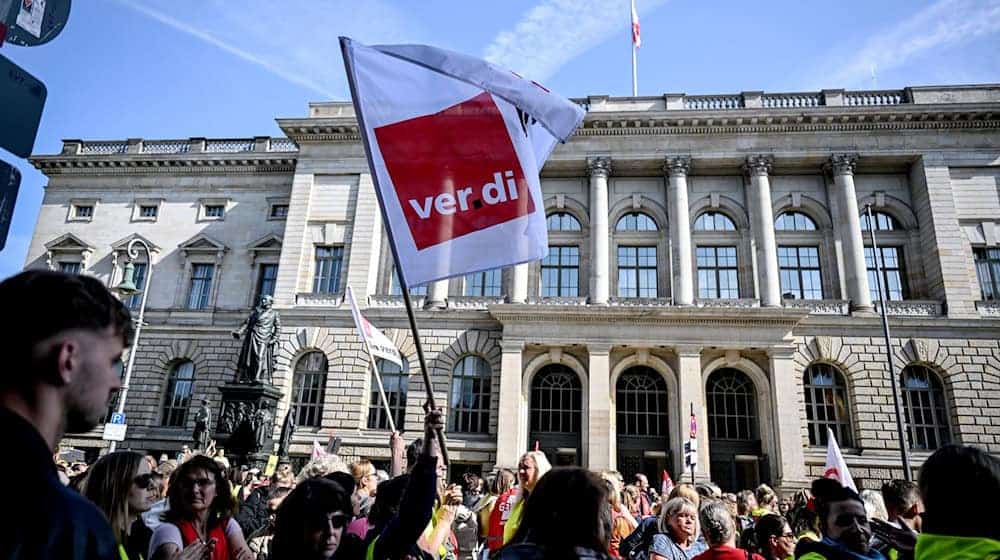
left=661, top=469, right=674, bottom=495
left=690, top=411, right=697, bottom=439
left=631, top=0, right=641, bottom=49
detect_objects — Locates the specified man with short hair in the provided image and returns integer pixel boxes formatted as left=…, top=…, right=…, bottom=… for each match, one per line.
left=0, top=270, right=133, bottom=559
left=882, top=480, right=923, bottom=534
left=634, top=473, right=654, bottom=516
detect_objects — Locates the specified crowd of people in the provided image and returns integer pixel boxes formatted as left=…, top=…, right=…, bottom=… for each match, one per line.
left=2, top=268, right=1000, bottom=560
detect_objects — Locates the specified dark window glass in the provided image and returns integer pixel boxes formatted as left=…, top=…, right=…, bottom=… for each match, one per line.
left=187, top=264, right=214, bottom=309
left=865, top=247, right=907, bottom=301
left=860, top=211, right=899, bottom=231
left=778, top=246, right=823, bottom=300
left=618, top=246, right=657, bottom=298
left=697, top=246, right=738, bottom=299
left=774, top=211, right=817, bottom=231
left=974, top=248, right=1000, bottom=301
left=530, top=365, right=582, bottom=434
left=139, top=205, right=158, bottom=218
left=204, top=205, right=225, bottom=218
left=694, top=212, right=736, bottom=231
left=255, top=264, right=278, bottom=301
left=162, top=361, right=195, bottom=427
left=616, top=367, right=668, bottom=439
left=707, top=369, right=757, bottom=441
left=803, top=363, right=852, bottom=446
left=59, top=262, right=82, bottom=275
left=368, top=359, right=409, bottom=430
left=75, top=205, right=94, bottom=218
left=293, top=352, right=328, bottom=428
left=449, top=356, right=492, bottom=433
left=541, top=246, right=580, bottom=297
left=547, top=212, right=582, bottom=231
left=313, top=246, right=343, bottom=294
left=270, top=204, right=289, bottom=219
left=464, top=269, right=502, bottom=297
left=126, top=263, right=147, bottom=311
left=901, top=365, right=951, bottom=451
left=615, top=212, right=658, bottom=232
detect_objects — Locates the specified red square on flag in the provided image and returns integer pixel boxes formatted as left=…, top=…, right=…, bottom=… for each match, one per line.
left=374, top=92, right=535, bottom=250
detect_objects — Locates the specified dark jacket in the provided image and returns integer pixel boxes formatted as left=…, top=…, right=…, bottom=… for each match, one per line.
left=495, top=543, right=614, bottom=560
left=236, top=485, right=270, bottom=536
left=0, top=407, right=118, bottom=559
left=367, top=452, right=438, bottom=560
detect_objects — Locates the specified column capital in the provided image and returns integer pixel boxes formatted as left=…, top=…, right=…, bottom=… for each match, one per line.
left=825, top=153, right=859, bottom=176
left=675, top=345, right=703, bottom=358
left=768, top=345, right=798, bottom=360
left=742, top=154, right=773, bottom=177
left=588, top=343, right=613, bottom=356
left=663, top=156, right=691, bottom=177
left=500, top=339, right=525, bottom=353
left=586, top=156, right=613, bottom=178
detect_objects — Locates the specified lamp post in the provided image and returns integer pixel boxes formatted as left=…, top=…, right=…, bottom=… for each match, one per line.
left=110, top=238, right=153, bottom=453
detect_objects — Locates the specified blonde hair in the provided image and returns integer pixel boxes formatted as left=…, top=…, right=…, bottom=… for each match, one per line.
left=83, top=451, right=146, bottom=541
left=296, top=454, right=349, bottom=484
left=350, top=459, right=376, bottom=485
left=668, top=483, right=701, bottom=509
left=658, top=496, right=699, bottom=540
left=519, top=450, right=552, bottom=488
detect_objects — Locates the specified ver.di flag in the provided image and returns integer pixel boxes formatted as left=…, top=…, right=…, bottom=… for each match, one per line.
left=346, top=286, right=403, bottom=369
left=340, top=37, right=585, bottom=287
left=824, top=427, right=857, bottom=492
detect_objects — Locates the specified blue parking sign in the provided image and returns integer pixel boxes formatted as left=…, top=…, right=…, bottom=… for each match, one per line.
left=110, top=412, right=126, bottom=425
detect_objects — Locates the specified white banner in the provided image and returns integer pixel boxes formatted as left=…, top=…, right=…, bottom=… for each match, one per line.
left=824, top=427, right=857, bottom=492
left=340, top=37, right=585, bottom=287
left=346, top=287, right=403, bottom=369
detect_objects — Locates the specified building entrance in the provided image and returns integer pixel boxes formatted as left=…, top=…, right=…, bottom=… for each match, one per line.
left=528, top=364, right=582, bottom=466
left=615, top=366, right=671, bottom=483
left=706, top=368, right=767, bottom=492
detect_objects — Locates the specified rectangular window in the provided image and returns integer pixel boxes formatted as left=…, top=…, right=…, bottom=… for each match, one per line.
left=464, top=268, right=502, bottom=297
left=617, top=246, right=657, bottom=298
left=59, top=262, right=82, bottom=275
left=974, top=248, right=1000, bottom=301
left=389, top=273, right=428, bottom=296
left=270, top=204, right=289, bottom=219
left=697, top=246, right=738, bottom=299
left=187, top=264, right=215, bottom=310
left=255, top=263, right=278, bottom=301
left=541, top=246, right=579, bottom=297
left=204, top=205, right=225, bottom=218
left=139, top=205, right=158, bottom=218
left=126, top=263, right=147, bottom=311
left=74, top=205, right=94, bottom=218
left=778, top=246, right=823, bottom=300
left=312, top=246, right=343, bottom=294
left=865, top=247, right=907, bottom=301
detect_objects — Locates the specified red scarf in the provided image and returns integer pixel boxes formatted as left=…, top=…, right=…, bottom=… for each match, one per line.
left=176, top=518, right=230, bottom=560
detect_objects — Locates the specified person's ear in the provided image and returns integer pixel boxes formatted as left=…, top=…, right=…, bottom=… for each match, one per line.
left=52, top=339, right=79, bottom=386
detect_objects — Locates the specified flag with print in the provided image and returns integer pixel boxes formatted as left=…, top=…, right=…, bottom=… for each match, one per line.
left=347, top=286, right=403, bottom=369
left=824, top=427, right=857, bottom=492
left=311, top=440, right=326, bottom=460
left=661, top=469, right=674, bottom=496
left=340, top=37, right=585, bottom=288
left=631, top=0, right=641, bottom=48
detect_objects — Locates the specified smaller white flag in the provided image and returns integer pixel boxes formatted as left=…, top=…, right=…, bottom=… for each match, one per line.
left=631, top=0, right=641, bottom=49
left=347, top=286, right=404, bottom=369
left=311, top=440, right=326, bottom=460
left=824, top=428, right=857, bottom=492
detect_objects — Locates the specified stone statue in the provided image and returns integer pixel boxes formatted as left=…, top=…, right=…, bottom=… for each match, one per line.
left=252, top=402, right=273, bottom=453
left=232, top=295, right=281, bottom=385
left=277, top=407, right=296, bottom=458
left=220, top=403, right=237, bottom=433
left=192, top=399, right=211, bottom=450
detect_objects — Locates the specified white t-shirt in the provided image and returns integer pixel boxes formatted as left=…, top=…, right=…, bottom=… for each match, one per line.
left=148, top=518, right=242, bottom=559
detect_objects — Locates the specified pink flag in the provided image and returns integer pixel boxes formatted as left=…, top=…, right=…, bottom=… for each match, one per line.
left=311, top=440, right=327, bottom=461
left=824, top=428, right=857, bottom=492
left=631, top=0, right=641, bottom=49
left=689, top=411, right=697, bottom=439
left=661, top=469, right=674, bottom=495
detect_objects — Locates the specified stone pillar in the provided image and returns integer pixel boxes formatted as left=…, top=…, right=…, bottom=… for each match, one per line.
left=744, top=155, right=781, bottom=307
left=496, top=340, right=525, bottom=467
left=509, top=263, right=529, bottom=303
left=827, top=154, right=874, bottom=313
left=587, top=157, right=612, bottom=304
left=425, top=279, right=448, bottom=309
left=676, top=346, right=709, bottom=481
left=345, top=173, right=384, bottom=301
left=665, top=157, right=694, bottom=305
left=273, top=171, right=314, bottom=306
left=769, top=347, right=809, bottom=490
left=587, top=345, right=612, bottom=470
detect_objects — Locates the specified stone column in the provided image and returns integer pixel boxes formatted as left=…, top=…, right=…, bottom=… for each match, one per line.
left=665, top=156, right=694, bottom=305
left=587, top=345, right=612, bottom=470
left=425, top=279, right=448, bottom=309
left=744, top=155, right=781, bottom=307
left=587, top=157, right=612, bottom=304
left=769, top=347, right=809, bottom=490
left=496, top=340, right=525, bottom=467
left=827, top=154, right=873, bottom=313
left=676, top=346, right=709, bottom=481
left=509, top=263, right=529, bottom=303
left=345, top=173, right=384, bottom=301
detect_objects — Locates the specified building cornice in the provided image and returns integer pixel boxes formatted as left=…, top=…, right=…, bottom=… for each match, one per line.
left=489, top=303, right=809, bottom=329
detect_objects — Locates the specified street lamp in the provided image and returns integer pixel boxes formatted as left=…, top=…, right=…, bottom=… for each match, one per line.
left=110, top=238, right=153, bottom=453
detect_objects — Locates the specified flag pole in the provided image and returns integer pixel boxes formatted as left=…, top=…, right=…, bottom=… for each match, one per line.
left=340, top=37, right=449, bottom=464
left=865, top=204, right=912, bottom=481
left=689, top=402, right=695, bottom=486
left=630, top=0, right=638, bottom=96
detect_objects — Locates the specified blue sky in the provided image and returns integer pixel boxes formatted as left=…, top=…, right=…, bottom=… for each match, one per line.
left=1, top=0, right=998, bottom=278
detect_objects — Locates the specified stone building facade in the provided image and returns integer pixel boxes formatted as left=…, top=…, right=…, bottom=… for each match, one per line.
left=26, top=84, right=1000, bottom=492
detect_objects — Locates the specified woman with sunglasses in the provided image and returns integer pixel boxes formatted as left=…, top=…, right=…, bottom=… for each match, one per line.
left=149, top=454, right=253, bottom=560
left=83, top=451, right=158, bottom=560
left=794, top=479, right=886, bottom=560
left=270, top=478, right=353, bottom=559
left=752, top=514, right=794, bottom=560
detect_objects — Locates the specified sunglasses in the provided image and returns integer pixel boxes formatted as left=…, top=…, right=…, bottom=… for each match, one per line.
left=133, top=473, right=155, bottom=490
left=311, top=513, right=351, bottom=530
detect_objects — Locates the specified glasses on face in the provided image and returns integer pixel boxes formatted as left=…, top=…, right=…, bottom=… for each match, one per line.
left=311, top=513, right=350, bottom=531
left=133, top=473, right=155, bottom=490
left=833, top=513, right=868, bottom=528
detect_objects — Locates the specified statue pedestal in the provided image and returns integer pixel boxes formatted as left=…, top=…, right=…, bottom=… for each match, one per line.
left=216, top=383, right=283, bottom=469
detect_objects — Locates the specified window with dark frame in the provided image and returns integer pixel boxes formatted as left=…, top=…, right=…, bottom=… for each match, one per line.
left=59, top=262, right=82, bottom=275
left=865, top=246, right=907, bottom=301
left=615, top=212, right=657, bottom=232
left=803, top=363, right=853, bottom=447
left=693, top=211, right=736, bottom=231
left=974, top=247, right=1000, bottom=301
left=778, top=246, right=823, bottom=300
left=368, top=358, right=409, bottom=430
left=292, top=352, right=328, bottom=428
left=464, top=268, right=502, bottom=297
left=126, top=262, right=147, bottom=311
left=774, top=211, right=817, bottom=231
left=900, top=365, right=951, bottom=451
left=616, top=367, right=668, bottom=439
left=541, top=245, right=579, bottom=297
left=706, top=368, right=757, bottom=441
left=187, top=264, right=214, bottom=309
left=255, top=263, right=278, bottom=301
left=139, top=205, right=158, bottom=218
left=449, top=355, right=492, bottom=433
left=204, top=205, right=225, bottom=218
left=270, top=204, right=289, bottom=219
left=161, top=360, right=195, bottom=428
left=312, top=246, right=343, bottom=294
left=74, top=205, right=94, bottom=219
left=860, top=211, right=899, bottom=231
left=530, top=365, right=582, bottom=434
left=617, top=246, right=657, bottom=298
left=696, top=246, right=738, bottom=299
left=547, top=212, right=582, bottom=231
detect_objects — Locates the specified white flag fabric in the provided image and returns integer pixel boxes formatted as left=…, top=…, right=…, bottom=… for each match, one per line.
left=824, top=428, right=857, bottom=492
left=631, top=0, right=641, bottom=49
left=340, top=37, right=586, bottom=287
left=347, top=287, right=404, bottom=369
left=311, top=440, right=326, bottom=460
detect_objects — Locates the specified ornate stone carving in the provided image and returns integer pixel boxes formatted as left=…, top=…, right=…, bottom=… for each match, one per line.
left=976, top=300, right=1000, bottom=317
left=695, top=298, right=761, bottom=308
left=908, top=338, right=931, bottom=362
left=663, top=156, right=691, bottom=177
left=875, top=300, right=943, bottom=317
left=810, top=336, right=833, bottom=361
left=826, top=153, right=858, bottom=176
left=586, top=157, right=612, bottom=178
left=782, top=299, right=850, bottom=315
left=742, top=154, right=773, bottom=177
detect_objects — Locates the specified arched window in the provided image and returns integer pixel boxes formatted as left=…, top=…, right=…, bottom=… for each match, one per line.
left=530, top=365, right=582, bottom=434
left=860, top=211, right=900, bottom=231
left=616, top=212, right=658, bottom=232
left=616, top=367, right=668, bottom=438
left=775, top=212, right=817, bottom=231
left=547, top=212, right=582, bottom=231
left=901, top=365, right=951, bottom=450
left=803, top=363, right=852, bottom=447
left=292, top=352, right=328, bottom=428
left=449, top=356, right=492, bottom=433
left=162, top=360, right=195, bottom=427
left=706, top=369, right=757, bottom=440
left=694, top=211, right=736, bottom=231
left=368, top=358, right=409, bottom=430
